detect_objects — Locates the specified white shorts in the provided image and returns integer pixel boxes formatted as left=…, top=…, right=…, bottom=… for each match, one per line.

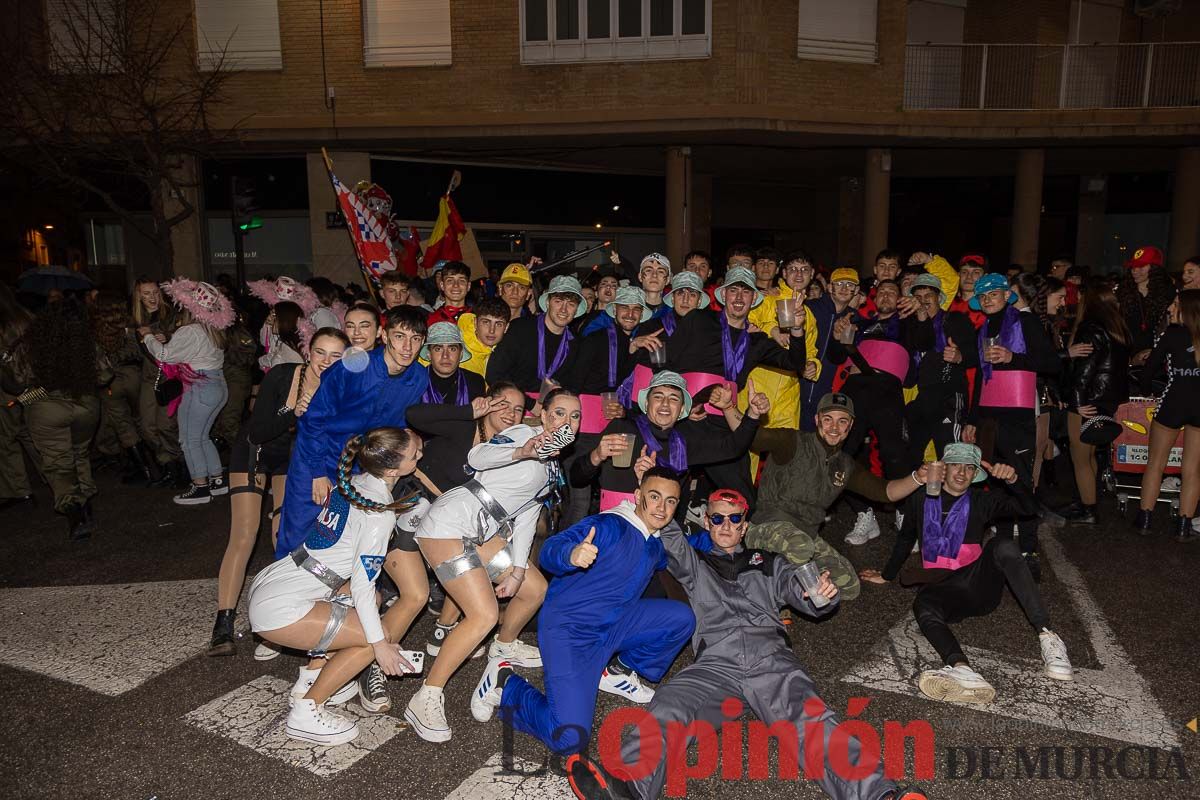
left=414, top=485, right=495, bottom=542
left=247, top=558, right=330, bottom=633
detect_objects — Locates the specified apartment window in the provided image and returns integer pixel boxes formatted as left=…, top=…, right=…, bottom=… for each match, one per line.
left=194, top=0, right=283, bottom=71
left=45, top=0, right=121, bottom=73
left=521, top=0, right=711, bottom=64
left=797, top=0, right=878, bottom=64
left=362, top=0, right=452, bottom=67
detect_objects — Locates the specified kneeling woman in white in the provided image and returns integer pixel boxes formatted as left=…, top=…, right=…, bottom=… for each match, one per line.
left=405, top=388, right=582, bottom=742
left=248, top=427, right=423, bottom=745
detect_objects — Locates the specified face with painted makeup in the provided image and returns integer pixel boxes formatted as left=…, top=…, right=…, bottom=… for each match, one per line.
left=382, top=324, right=424, bottom=373
left=596, top=276, right=620, bottom=305
left=639, top=260, right=670, bottom=296
left=706, top=498, right=749, bottom=554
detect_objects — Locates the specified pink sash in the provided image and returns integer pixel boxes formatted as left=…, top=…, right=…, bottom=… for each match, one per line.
left=579, top=393, right=609, bottom=434
left=854, top=340, right=909, bottom=383
left=680, top=371, right=730, bottom=415
left=922, top=543, right=982, bottom=572
left=599, top=489, right=636, bottom=511
left=979, top=370, right=1037, bottom=409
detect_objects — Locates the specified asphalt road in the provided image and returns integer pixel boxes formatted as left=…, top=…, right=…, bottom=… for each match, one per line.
left=1, top=462, right=1196, bottom=800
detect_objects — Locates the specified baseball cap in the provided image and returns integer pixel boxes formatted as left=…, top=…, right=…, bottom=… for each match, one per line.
left=499, top=263, right=532, bottom=286
left=829, top=268, right=860, bottom=285
left=816, top=392, right=855, bottom=418
left=1125, top=246, right=1164, bottom=269
left=707, top=488, right=749, bottom=513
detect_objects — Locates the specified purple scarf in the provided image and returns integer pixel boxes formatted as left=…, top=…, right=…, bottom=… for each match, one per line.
left=720, top=315, right=749, bottom=383
left=634, top=414, right=688, bottom=474
left=537, top=314, right=574, bottom=381
left=605, top=325, right=623, bottom=387
left=922, top=492, right=971, bottom=564
left=423, top=370, right=470, bottom=405
left=978, top=305, right=1027, bottom=382
left=933, top=312, right=947, bottom=353
left=661, top=313, right=677, bottom=337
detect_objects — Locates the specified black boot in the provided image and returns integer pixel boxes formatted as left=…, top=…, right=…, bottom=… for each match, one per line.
left=147, top=458, right=175, bottom=488
left=80, top=497, right=97, bottom=536
left=121, top=443, right=160, bottom=484
left=64, top=503, right=89, bottom=541
left=207, top=610, right=237, bottom=657
left=1134, top=508, right=1154, bottom=536
left=1077, top=505, right=1098, bottom=525
left=1176, top=516, right=1198, bottom=543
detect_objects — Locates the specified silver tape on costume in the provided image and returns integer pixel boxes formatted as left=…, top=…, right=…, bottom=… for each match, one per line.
left=308, top=594, right=352, bottom=657
left=291, top=546, right=347, bottom=592
left=433, top=539, right=515, bottom=584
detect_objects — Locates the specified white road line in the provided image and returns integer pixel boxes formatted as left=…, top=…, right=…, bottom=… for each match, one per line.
left=841, top=530, right=1179, bottom=750
left=444, top=753, right=573, bottom=800
left=0, top=578, right=245, bottom=696
left=183, top=675, right=408, bottom=777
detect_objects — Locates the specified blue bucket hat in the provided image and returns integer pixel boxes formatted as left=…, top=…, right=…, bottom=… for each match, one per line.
left=637, top=370, right=693, bottom=420
left=664, top=271, right=710, bottom=310
left=968, top=273, right=1016, bottom=311
left=942, top=442, right=988, bottom=483
left=419, top=321, right=470, bottom=363
left=605, top=285, right=652, bottom=323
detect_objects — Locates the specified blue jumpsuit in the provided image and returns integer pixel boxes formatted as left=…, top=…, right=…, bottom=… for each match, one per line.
left=500, top=504, right=695, bottom=755
left=274, top=348, right=427, bottom=559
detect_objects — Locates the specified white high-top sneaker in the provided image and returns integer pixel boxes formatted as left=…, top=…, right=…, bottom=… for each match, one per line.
left=471, top=659, right=513, bottom=722
left=845, top=509, right=881, bottom=545
left=1039, top=629, right=1073, bottom=681
left=488, top=635, right=542, bottom=668
left=599, top=667, right=655, bottom=704
left=404, top=684, right=452, bottom=742
left=917, top=664, right=995, bottom=704
left=288, top=667, right=321, bottom=708
left=285, top=699, right=359, bottom=746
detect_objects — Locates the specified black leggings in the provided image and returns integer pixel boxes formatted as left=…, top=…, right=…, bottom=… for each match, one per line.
left=913, top=537, right=1049, bottom=667
left=905, top=386, right=963, bottom=467
left=841, top=373, right=909, bottom=480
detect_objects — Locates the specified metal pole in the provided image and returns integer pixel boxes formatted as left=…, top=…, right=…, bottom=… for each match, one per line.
left=1142, top=43, right=1155, bottom=108
left=978, top=44, right=988, bottom=110
left=1059, top=45, right=1069, bottom=109
left=230, top=176, right=246, bottom=288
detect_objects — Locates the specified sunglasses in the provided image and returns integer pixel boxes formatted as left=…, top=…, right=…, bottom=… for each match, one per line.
left=709, top=513, right=746, bottom=526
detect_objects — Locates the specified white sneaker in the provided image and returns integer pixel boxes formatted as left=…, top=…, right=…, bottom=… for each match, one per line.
left=845, top=510, right=881, bottom=545
left=288, top=667, right=322, bottom=708
left=426, top=622, right=487, bottom=659
left=918, top=664, right=995, bottom=704
left=471, top=659, right=513, bottom=722
left=599, top=667, right=655, bottom=704
left=404, top=685, right=452, bottom=742
left=1192, top=518, right=1200, bottom=533
left=254, top=641, right=282, bottom=661
left=1161, top=476, right=1181, bottom=492
left=285, top=699, right=359, bottom=746
left=488, top=636, right=542, bottom=668
left=1039, top=629, right=1073, bottom=681
left=327, top=678, right=359, bottom=706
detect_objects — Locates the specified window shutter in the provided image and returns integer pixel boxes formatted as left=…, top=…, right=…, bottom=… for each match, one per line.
left=796, top=0, right=878, bottom=64
left=363, top=0, right=452, bottom=67
left=194, top=0, right=282, bottom=71
left=45, top=0, right=121, bottom=73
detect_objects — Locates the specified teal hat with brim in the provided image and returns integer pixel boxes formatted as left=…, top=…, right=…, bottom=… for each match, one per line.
left=968, top=273, right=1017, bottom=311
left=605, top=286, right=652, bottom=323
left=906, top=273, right=947, bottom=306
left=664, top=271, right=710, bottom=309
left=419, top=321, right=470, bottom=363
left=715, top=267, right=764, bottom=309
left=538, top=275, right=588, bottom=319
left=942, top=442, right=988, bottom=483
left=637, top=370, right=693, bottom=420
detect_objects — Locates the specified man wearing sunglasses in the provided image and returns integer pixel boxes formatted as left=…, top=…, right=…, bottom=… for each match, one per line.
left=565, top=486, right=927, bottom=800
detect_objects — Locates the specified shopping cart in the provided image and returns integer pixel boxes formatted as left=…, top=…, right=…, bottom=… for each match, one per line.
left=1107, top=397, right=1184, bottom=516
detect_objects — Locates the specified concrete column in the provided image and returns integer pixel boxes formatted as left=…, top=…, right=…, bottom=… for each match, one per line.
left=862, top=148, right=891, bottom=274
left=839, top=175, right=864, bottom=268
left=308, top=151, right=372, bottom=287
left=166, top=155, right=204, bottom=280
left=1075, top=175, right=1107, bottom=269
left=1169, top=146, right=1200, bottom=271
left=691, top=173, right=713, bottom=258
left=664, top=146, right=692, bottom=270
left=1010, top=148, right=1045, bottom=271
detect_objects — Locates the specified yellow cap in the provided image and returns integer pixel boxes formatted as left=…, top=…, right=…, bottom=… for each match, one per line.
left=830, top=268, right=860, bottom=285
left=499, top=263, right=532, bottom=286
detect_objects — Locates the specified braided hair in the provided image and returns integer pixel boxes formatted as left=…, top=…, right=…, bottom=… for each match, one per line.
left=335, top=427, right=423, bottom=513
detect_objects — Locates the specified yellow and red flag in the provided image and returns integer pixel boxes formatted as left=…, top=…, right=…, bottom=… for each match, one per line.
left=420, top=195, right=466, bottom=272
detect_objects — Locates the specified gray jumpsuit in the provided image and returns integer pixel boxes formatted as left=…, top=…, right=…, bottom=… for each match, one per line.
left=619, top=525, right=897, bottom=800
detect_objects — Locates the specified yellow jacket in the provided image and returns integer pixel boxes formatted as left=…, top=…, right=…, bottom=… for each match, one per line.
left=456, top=313, right=493, bottom=377
left=739, top=281, right=821, bottom=432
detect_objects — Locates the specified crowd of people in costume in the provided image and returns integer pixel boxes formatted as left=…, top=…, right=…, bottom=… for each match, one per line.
left=2, top=243, right=1199, bottom=800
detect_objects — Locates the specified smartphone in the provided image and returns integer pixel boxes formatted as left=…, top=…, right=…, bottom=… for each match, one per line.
left=399, top=650, right=425, bottom=674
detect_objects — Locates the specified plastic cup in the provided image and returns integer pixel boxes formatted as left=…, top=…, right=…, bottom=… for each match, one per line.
left=610, top=434, right=634, bottom=468
left=776, top=298, right=797, bottom=330
left=926, top=460, right=944, bottom=497
left=648, top=347, right=667, bottom=367
left=600, top=391, right=620, bottom=419
left=796, top=561, right=830, bottom=609
left=984, top=336, right=1000, bottom=363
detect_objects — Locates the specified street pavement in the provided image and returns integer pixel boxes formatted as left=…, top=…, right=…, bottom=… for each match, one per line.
left=1, top=462, right=1197, bottom=800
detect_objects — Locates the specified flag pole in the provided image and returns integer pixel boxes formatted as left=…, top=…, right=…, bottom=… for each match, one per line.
left=322, top=147, right=383, bottom=307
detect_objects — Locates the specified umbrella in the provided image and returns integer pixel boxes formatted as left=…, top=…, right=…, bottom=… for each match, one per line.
left=17, top=264, right=94, bottom=295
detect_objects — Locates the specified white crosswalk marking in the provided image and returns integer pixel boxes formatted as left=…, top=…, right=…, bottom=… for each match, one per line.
left=183, top=675, right=408, bottom=777
left=0, top=578, right=243, bottom=695
left=841, top=531, right=1179, bottom=749
left=444, top=753, right=572, bottom=800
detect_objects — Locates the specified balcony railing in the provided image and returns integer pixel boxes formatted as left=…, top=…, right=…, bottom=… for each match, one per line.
left=904, top=42, right=1200, bottom=110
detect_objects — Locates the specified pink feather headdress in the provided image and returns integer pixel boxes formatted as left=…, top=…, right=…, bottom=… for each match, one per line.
left=246, top=276, right=320, bottom=315
left=161, top=278, right=235, bottom=330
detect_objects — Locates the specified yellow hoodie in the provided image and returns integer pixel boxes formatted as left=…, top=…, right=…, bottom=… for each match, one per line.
left=456, top=313, right=493, bottom=377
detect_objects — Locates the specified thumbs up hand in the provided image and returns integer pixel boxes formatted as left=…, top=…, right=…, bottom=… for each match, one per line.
left=570, top=527, right=599, bottom=569
left=943, top=336, right=962, bottom=364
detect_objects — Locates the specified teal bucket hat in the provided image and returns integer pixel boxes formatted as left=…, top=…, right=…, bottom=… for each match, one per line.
left=419, top=321, right=470, bottom=363
left=538, top=275, right=588, bottom=319
left=664, top=271, right=710, bottom=310
left=637, top=370, right=693, bottom=420
left=605, top=285, right=653, bottom=323
left=942, top=442, right=988, bottom=483
left=715, top=267, right=763, bottom=309
left=905, top=273, right=947, bottom=306
left=968, top=273, right=1016, bottom=311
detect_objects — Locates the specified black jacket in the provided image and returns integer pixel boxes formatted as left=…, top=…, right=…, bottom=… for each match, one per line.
left=1066, top=321, right=1130, bottom=415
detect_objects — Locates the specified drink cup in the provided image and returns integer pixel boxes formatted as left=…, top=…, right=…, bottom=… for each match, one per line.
left=926, top=460, right=944, bottom=497
left=648, top=347, right=667, bottom=368
left=610, top=434, right=634, bottom=468
left=796, top=561, right=830, bottom=609
left=776, top=299, right=797, bottom=331
left=600, top=391, right=619, bottom=418
left=985, top=336, right=1000, bottom=363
